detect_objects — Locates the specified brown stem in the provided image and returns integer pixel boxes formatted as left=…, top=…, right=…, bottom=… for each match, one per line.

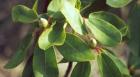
left=64, top=62, right=73, bottom=77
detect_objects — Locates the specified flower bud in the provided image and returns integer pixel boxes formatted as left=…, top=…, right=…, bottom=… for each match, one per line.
left=39, top=18, right=48, bottom=28
left=90, top=38, right=97, bottom=48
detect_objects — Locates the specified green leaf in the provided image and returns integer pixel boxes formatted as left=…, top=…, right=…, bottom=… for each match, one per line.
left=12, top=5, right=38, bottom=23
left=33, top=47, right=59, bottom=77
left=22, top=56, right=34, bottom=77
left=89, top=11, right=128, bottom=36
left=104, top=50, right=130, bottom=77
left=128, top=3, right=140, bottom=69
left=128, top=3, right=140, bottom=55
left=61, top=0, right=86, bottom=35
left=33, top=47, right=44, bottom=77
left=97, top=51, right=122, bottom=77
left=68, top=0, right=77, bottom=6
left=32, top=0, right=38, bottom=14
left=47, top=0, right=64, bottom=19
left=80, top=0, right=95, bottom=9
left=97, top=49, right=130, bottom=77
left=45, top=47, right=59, bottom=77
left=38, top=22, right=66, bottom=50
left=71, top=62, right=91, bottom=77
left=106, top=0, right=132, bottom=8
left=87, top=15, right=122, bottom=46
left=57, top=33, right=95, bottom=62
left=4, top=34, right=32, bottom=69
left=75, top=0, right=81, bottom=10
left=67, top=0, right=81, bottom=9
left=47, top=0, right=79, bottom=19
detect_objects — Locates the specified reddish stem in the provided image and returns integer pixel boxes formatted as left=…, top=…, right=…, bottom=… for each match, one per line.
left=95, top=46, right=102, bottom=54
left=47, top=16, right=52, bottom=25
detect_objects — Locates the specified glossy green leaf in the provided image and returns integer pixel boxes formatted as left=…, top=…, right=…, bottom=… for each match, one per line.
left=71, top=62, right=91, bottom=77
left=32, top=0, right=38, bottom=14
left=57, top=33, right=94, bottom=62
left=22, top=56, right=34, bottom=77
left=89, top=11, right=128, bottom=36
left=97, top=49, right=130, bottom=77
left=38, top=22, right=66, bottom=50
left=68, top=0, right=77, bottom=6
left=87, top=15, right=122, bottom=46
left=106, top=0, right=132, bottom=8
left=61, top=0, right=86, bottom=35
left=12, top=5, right=38, bottom=23
left=75, top=0, right=81, bottom=10
left=97, top=52, right=122, bottom=77
left=104, top=50, right=130, bottom=77
left=33, top=47, right=45, bottom=77
left=4, top=34, right=32, bottom=69
left=128, top=3, right=140, bottom=55
left=80, top=0, right=95, bottom=9
left=45, top=47, right=59, bottom=77
left=128, top=3, right=140, bottom=69
left=67, top=0, right=81, bottom=9
left=47, top=0, right=64, bottom=19
left=47, top=0, right=79, bottom=19
left=33, top=47, right=59, bottom=77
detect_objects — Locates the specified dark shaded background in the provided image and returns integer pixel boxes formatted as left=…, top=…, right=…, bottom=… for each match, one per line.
left=0, top=0, right=41, bottom=77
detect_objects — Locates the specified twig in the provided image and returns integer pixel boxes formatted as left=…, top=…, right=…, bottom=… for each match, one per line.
left=64, top=62, right=73, bottom=77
